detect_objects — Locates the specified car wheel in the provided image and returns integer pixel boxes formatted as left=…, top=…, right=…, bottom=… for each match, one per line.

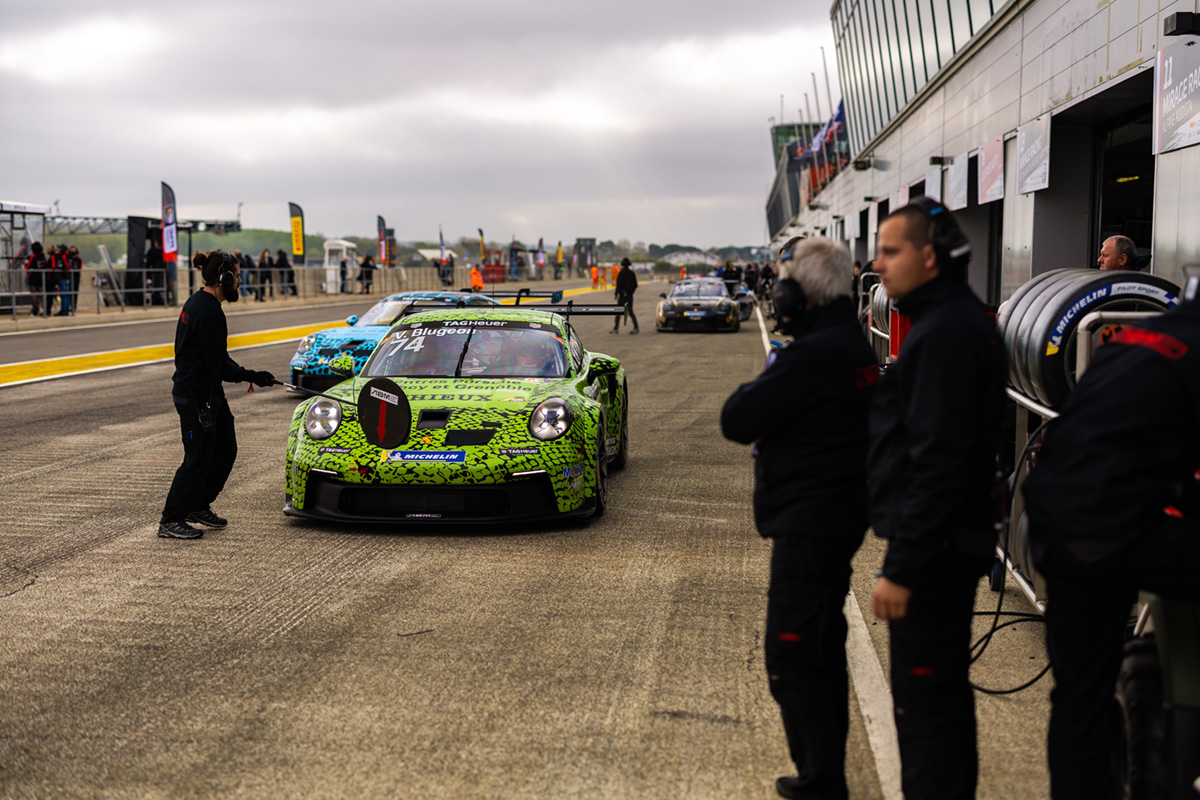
left=592, top=427, right=608, bottom=518
left=612, top=382, right=629, bottom=470
left=1115, top=637, right=1167, bottom=800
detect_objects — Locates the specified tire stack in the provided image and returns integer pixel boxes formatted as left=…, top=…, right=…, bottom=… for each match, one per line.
left=997, top=269, right=1179, bottom=408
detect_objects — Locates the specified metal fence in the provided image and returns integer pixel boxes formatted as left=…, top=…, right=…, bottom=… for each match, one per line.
left=3, top=264, right=512, bottom=319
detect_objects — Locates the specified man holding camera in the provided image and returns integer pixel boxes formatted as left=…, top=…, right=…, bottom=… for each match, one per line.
left=721, top=237, right=878, bottom=800
left=158, top=251, right=275, bottom=540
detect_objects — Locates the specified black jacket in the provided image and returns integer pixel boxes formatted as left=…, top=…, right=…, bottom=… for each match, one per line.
left=615, top=266, right=638, bottom=301
left=722, top=297, right=879, bottom=537
left=868, top=278, right=1006, bottom=587
left=1023, top=301, right=1200, bottom=563
left=171, top=290, right=255, bottom=401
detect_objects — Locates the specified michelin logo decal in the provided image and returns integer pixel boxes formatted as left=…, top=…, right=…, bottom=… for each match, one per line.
left=383, top=450, right=466, bottom=463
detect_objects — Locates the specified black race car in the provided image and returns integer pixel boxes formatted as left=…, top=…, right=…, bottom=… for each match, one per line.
left=655, top=279, right=741, bottom=332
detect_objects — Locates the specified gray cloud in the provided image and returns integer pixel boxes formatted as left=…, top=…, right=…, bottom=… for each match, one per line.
left=1, top=1, right=838, bottom=247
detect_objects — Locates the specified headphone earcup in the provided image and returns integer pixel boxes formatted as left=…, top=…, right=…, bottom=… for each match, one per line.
left=773, top=278, right=805, bottom=320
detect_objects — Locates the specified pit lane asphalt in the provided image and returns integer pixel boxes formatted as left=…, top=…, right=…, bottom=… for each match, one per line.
left=0, top=285, right=1051, bottom=799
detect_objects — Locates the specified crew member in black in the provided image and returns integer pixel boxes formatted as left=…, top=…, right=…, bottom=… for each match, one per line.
left=869, top=199, right=1006, bottom=800
left=1022, top=281, right=1200, bottom=800
left=722, top=236, right=878, bottom=800
left=158, top=251, right=275, bottom=539
left=612, top=257, right=639, bottom=334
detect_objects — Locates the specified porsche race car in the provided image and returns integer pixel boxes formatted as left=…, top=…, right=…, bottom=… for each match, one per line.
left=655, top=279, right=741, bottom=332
left=284, top=303, right=628, bottom=523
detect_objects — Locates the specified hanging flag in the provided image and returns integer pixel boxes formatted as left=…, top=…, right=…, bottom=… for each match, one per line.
left=537, top=237, right=545, bottom=267
left=477, top=228, right=485, bottom=261
left=288, top=203, right=306, bottom=266
left=377, top=216, right=387, bottom=264
left=825, top=101, right=846, bottom=143
left=161, top=182, right=178, bottom=263
left=439, top=224, right=446, bottom=265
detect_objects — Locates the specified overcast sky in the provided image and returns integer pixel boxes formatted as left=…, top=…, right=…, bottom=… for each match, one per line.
left=1, top=1, right=840, bottom=248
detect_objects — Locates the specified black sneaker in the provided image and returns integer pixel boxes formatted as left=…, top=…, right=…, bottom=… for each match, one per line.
left=187, top=507, right=228, bottom=529
left=158, top=521, right=203, bottom=539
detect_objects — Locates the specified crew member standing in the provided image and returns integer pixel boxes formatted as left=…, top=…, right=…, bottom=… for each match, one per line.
left=722, top=237, right=878, bottom=800
left=469, top=262, right=484, bottom=292
left=612, top=257, right=639, bottom=334
left=158, top=251, right=275, bottom=540
left=1022, top=278, right=1200, bottom=800
left=25, top=241, right=46, bottom=317
left=591, top=262, right=600, bottom=289
left=869, top=198, right=1006, bottom=800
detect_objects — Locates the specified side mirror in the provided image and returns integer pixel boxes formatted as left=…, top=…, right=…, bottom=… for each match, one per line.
left=345, top=315, right=359, bottom=326
left=659, top=292, right=667, bottom=298
left=328, top=353, right=357, bottom=378
left=586, top=355, right=620, bottom=382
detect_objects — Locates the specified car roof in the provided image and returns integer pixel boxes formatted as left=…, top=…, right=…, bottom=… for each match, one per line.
left=395, top=306, right=569, bottom=331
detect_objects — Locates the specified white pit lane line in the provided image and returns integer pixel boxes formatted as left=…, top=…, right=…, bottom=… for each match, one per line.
left=754, top=304, right=902, bottom=800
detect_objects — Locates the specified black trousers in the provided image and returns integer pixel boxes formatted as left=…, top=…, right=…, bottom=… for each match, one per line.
left=765, top=531, right=865, bottom=799
left=161, top=394, right=237, bottom=524
left=613, top=295, right=638, bottom=330
left=1035, top=517, right=1200, bottom=800
left=888, top=550, right=991, bottom=800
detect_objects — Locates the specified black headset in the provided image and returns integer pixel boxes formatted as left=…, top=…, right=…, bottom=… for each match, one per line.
left=216, top=251, right=239, bottom=302
left=907, top=196, right=971, bottom=274
left=772, top=237, right=806, bottom=333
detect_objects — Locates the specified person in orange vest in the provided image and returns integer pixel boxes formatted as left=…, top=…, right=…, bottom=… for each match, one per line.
left=590, top=263, right=599, bottom=289
left=600, top=263, right=609, bottom=289
left=610, top=262, right=619, bottom=288
left=680, top=265, right=688, bottom=280
left=469, top=263, right=484, bottom=292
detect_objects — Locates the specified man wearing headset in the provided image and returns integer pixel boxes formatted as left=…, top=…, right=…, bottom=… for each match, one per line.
left=1022, top=275, right=1200, bottom=799
left=158, top=251, right=276, bottom=540
left=869, top=199, right=1006, bottom=799
left=721, top=237, right=879, bottom=800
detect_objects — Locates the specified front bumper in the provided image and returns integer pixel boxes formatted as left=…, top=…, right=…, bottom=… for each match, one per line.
left=284, top=470, right=594, bottom=523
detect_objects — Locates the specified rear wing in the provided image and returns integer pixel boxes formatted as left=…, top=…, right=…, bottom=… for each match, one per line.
left=399, top=299, right=626, bottom=318
left=455, top=287, right=564, bottom=304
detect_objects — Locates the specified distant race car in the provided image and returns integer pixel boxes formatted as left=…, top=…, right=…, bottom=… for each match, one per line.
left=284, top=303, right=628, bottom=524
left=655, top=279, right=741, bottom=332
left=288, top=292, right=502, bottom=394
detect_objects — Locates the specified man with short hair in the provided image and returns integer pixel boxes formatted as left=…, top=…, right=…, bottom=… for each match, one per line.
left=722, top=236, right=878, bottom=800
left=869, top=198, right=1007, bottom=800
left=1097, top=235, right=1136, bottom=270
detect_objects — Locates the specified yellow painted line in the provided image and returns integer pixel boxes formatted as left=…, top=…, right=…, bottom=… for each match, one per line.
left=0, top=287, right=613, bottom=387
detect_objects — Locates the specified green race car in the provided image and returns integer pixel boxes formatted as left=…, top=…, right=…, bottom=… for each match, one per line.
left=284, top=304, right=628, bottom=523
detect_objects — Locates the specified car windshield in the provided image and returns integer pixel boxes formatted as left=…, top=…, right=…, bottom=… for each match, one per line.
left=364, top=320, right=569, bottom=378
left=671, top=283, right=727, bottom=298
left=357, top=299, right=413, bottom=326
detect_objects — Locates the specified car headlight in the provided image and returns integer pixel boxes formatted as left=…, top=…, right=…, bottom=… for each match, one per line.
left=297, top=333, right=317, bottom=355
left=529, top=397, right=573, bottom=441
left=304, top=398, right=342, bottom=440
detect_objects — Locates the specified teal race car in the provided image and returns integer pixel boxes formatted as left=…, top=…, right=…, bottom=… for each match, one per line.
left=284, top=304, right=628, bottom=523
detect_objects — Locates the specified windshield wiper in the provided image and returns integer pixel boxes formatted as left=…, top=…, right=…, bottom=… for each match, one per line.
left=454, top=322, right=477, bottom=378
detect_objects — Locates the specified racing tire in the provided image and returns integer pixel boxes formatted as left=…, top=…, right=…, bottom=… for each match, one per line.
left=611, top=381, right=629, bottom=471
left=592, top=427, right=608, bottom=518
left=1115, top=637, right=1167, bottom=800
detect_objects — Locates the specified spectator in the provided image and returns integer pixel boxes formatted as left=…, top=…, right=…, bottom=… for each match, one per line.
left=67, top=245, right=82, bottom=315
left=51, top=244, right=71, bottom=315
left=25, top=241, right=47, bottom=317
left=869, top=198, right=1006, bottom=800
left=1097, top=235, right=1136, bottom=270
left=239, top=251, right=256, bottom=299
left=145, top=238, right=165, bottom=306
left=257, top=249, right=273, bottom=300
left=357, top=254, right=375, bottom=294
left=339, top=256, right=349, bottom=294
left=276, top=250, right=295, bottom=297
left=721, top=237, right=878, bottom=800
